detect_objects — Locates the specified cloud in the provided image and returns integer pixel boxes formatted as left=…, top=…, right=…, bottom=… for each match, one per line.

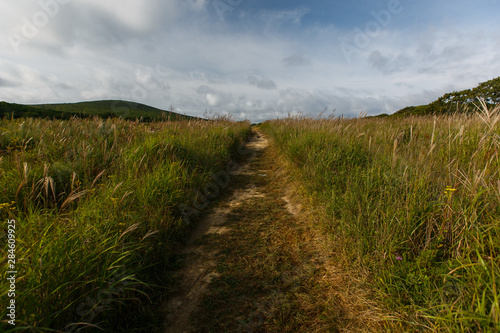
left=1, top=1, right=500, bottom=123
left=247, top=75, right=277, bottom=90
left=0, top=77, right=15, bottom=88
left=368, top=50, right=410, bottom=74
left=206, top=93, right=219, bottom=107
left=194, top=85, right=235, bottom=108
left=196, top=85, right=215, bottom=95
left=134, top=66, right=171, bottom=91
left=259, top=7, right=310, bottom=28
left=282, top=53, right=310, bottom=67
left=1, top=0, right=209, bottom=55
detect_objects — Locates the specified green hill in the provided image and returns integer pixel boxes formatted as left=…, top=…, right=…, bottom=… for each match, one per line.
left=0, top=100, right=198, bottom=121
left=393, top=76, right=500, bottom=116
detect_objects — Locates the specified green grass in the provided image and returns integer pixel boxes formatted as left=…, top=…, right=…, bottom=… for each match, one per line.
left=0, top=100, right=197, bottom=122
left=192, top=140, right=376, bottom=332
left=261, top=102, right=500, bottom=331
left=0, top=116, right=250, bottom=331
left=3, top=98, right=499, bottom=331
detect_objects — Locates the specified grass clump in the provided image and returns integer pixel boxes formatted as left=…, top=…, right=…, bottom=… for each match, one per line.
left=0, top=116, right=250, bottom=331
left=261, top=102, right=500, bottom=331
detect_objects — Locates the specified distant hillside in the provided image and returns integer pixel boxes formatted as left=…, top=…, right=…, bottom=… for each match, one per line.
left=0, top=100, right=198, bottom=121
left=393, top=76, right=500, bottom=116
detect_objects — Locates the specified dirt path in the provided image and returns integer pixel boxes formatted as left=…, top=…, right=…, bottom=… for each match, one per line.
left=163, top=130, right=389, bottom=332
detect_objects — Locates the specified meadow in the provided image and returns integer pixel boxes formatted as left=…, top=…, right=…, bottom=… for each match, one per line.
left=0, top=116, right=251, bottom=331
left=0, top=100, right=195, bottom=122
left=1, top=100, right=499, bottom=332
left=261, top=102, right=500, bottom=332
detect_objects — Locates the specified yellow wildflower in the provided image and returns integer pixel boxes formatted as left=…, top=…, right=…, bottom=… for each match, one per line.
left=444, top=186, right=457, bottom=200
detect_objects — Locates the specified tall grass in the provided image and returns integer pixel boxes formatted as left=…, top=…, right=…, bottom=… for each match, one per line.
left=0, top=116, right=250, bottom=331
left=261, top=103, right=500, bottom=331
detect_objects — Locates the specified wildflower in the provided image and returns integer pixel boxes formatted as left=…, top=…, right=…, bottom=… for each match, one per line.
left=444, top=186, right=457, bottom=200
left=396, top=256, right=402, bottom=261
left=0, top=201, right=15, bottom=210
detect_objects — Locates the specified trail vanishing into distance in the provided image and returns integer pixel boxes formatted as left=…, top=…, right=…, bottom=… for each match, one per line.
left=162, top=130, right=388, bottom=332
left=2, top=85, right=499, bottom=332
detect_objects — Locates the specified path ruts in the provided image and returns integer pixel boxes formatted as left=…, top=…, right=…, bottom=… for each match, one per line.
left=163, top=130, right=387, bottom=332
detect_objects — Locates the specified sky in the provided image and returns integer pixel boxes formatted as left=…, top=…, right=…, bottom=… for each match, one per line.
left=1, top=0, right=500, bottom=122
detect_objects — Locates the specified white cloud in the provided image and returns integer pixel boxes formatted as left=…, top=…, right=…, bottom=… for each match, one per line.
left=258, top=7, right=310, bottom=27
left=247, top=75, right=277, bottom=90
left=1, top=1, right=500, bottom=122
left=206, top=93, right=219, bottom=107
left=282, top=53, right=310, bottom=67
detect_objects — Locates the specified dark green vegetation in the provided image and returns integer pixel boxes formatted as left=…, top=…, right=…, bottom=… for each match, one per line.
left=2, top=90, right=499, bottom=332
left=394, top=76, right=500, bottom=116
left=0, top=100, right=197, bottom=122
left=261, top=102, right=500, bottom=331
left=0, top=116, right=250, bottom=331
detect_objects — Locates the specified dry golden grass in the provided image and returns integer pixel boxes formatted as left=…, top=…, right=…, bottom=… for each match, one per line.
left=184, top=131, right=398, bottom=332
left=261, top=103, right=500, bottom=331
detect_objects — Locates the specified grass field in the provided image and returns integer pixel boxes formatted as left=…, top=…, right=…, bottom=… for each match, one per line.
left=1, top=100, right=499, bottom=332
left=0, top=116, right=250, bottom=331
left=260, top=102, right=500, bottom=331
left=0, top=100, right=196, bottom=122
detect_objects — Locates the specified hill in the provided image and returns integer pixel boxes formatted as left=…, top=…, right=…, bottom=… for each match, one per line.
left=0, top=100, right=197, bottom=121
left=393, top=76, right=500, bottom=116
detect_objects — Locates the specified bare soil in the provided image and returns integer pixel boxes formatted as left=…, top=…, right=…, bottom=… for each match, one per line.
left=163, top=130, right=390, bottom=332
left=163, top=132, right=269, bottom=333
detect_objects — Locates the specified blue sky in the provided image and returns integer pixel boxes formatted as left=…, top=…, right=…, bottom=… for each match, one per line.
left=1, top=0, right=500, bottom=121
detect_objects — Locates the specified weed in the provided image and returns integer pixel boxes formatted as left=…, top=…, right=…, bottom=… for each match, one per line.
left=261, top=104, right=500, bottom=331
left=0, top=116, right=250, bottom=331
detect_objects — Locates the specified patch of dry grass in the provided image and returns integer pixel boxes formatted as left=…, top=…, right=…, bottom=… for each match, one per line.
left=193, top=136, right=393, bottom=332
left=261, top=103, right=500, bottom=331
